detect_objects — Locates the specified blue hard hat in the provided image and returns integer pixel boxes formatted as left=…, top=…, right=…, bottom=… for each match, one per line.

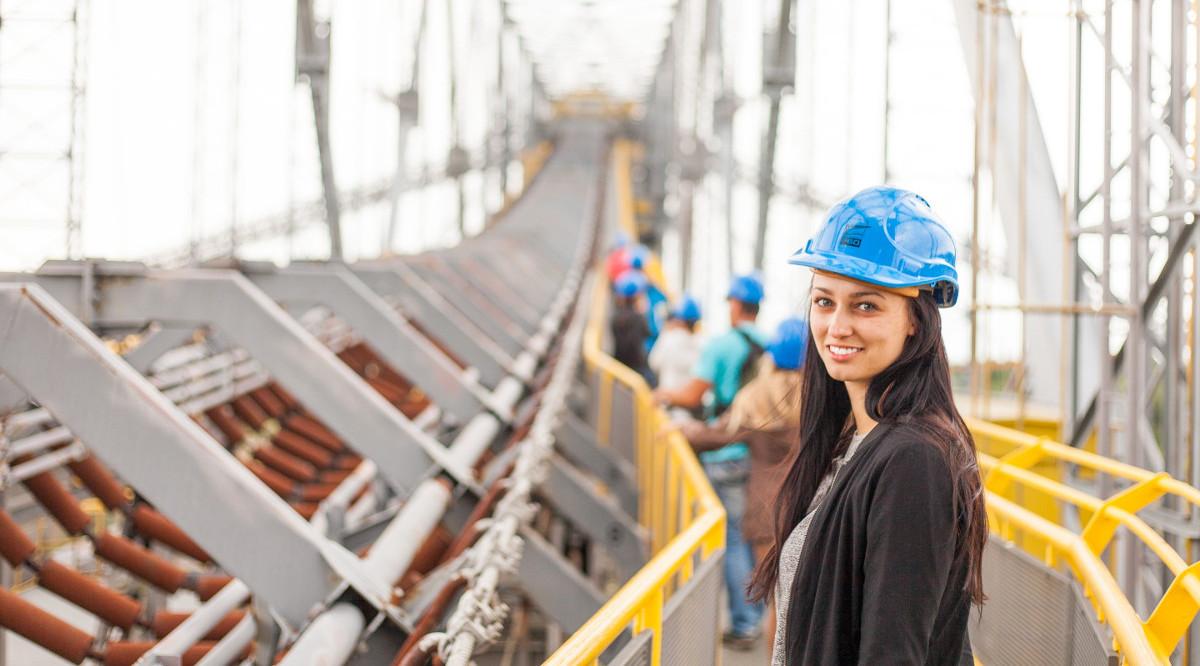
left=768, top=317, right=809, bottom=370
left=613, top=270, right=648, bottom=298
left=671, top=293, right=702, bottom=321
left=788, top=186, right=959, bottom=307
left=727, top=272, right=765, bottom=305
left=629, top=244, right=650, bottom=270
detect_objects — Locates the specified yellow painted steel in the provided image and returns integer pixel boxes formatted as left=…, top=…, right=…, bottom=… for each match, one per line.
left=969, top=416, right=1200, bottom=661
left=545, top=142, right=725, bottom=666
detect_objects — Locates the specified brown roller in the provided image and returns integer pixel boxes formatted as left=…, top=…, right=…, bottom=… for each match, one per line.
left=318, top=468, right=352, bottom=484
left=230, top=395, right=269, bottom=430
left=244, top=460, right=298, bottom=497
left=204, top=404, right=247, bottom=445
left=268, top=382, right=299, bottom=411
left=103, top=640, right=249, bottom=666
left=131, top=505, right=211, bottom=563
left=290, top=502, right=318, bottom=520
left=272, top=430, right=334, bottom=467
left=21, top=469, right=93, bottom=535
left=190, top=574, right=233, bottom=601
left=67, top=456, right=129, bottom=510
left=365, top=376, right=406, bottom=406
left=254, top=445, right=317, bottom=482
left=298, top=482, right=339, bottom=503
left=152, top=609, right=246, bottom=640
left=0, top=586, right=95, bottom=664
left=38, top=560, right=142, bottom=631
left=249, top=386, right=287, bottom=418
left=93, top=533, right=188, bottom=592
left=0, top=508, right=36, bottom=566
left=405, top=525, right=455, bottom=579
left=282, top=414, right=344, bottom=452
left=336, top=349, right=366, bottom=373
left=336, top=455, right=363, bottom=471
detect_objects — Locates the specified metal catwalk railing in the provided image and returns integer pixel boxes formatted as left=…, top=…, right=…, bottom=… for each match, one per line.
left=972, top=418, right=1200, bottom=663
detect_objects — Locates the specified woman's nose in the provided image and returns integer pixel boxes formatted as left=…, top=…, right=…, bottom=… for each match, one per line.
left=827, top=307, right=853, bottom=337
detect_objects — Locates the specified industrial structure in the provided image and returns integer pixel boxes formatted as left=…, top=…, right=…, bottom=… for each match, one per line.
left=2, top=0, right=1200, bottom=665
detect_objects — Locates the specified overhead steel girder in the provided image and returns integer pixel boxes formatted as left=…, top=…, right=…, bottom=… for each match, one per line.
left=0, top=284, right=392, bottom=628
left=11, top=265, right=475, bottom=494
left=351, top=264, right=518, bottom=388
left=540, top=455, right=648, bottom=580
left=242, top=262, right=508, bottom=423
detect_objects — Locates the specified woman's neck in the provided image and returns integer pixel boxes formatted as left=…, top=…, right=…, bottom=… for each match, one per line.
left=844, top=380, right=878, bottom=436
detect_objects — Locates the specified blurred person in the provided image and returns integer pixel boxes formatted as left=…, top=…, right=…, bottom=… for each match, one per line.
left=610, top=270, right=654, bottom=385
left=653, top=272, right=768, bottom=649
left=648, top=293, right=703, bottom=421
left=750, top=187, right=985, bottom=665
left=674, top=316, right=808, bottom=652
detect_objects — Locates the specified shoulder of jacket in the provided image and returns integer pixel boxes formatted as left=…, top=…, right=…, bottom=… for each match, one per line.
left=872, top=424, right=952, bottom=470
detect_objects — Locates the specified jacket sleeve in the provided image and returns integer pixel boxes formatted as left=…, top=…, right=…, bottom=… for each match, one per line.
left=677, top=413, right=742, bottom=452
left=858, top=440, right=958, bottom=664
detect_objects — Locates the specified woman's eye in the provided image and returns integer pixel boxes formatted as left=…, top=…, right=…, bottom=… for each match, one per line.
left=857, top=302, right=878, bottom=312
left=815, top=297, right=833, bottom=307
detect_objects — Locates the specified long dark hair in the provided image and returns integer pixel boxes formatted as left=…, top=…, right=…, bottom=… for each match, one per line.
left=747, top=290, right=987, bottom=606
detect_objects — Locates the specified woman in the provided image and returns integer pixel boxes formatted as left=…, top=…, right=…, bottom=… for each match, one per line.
left=750, top=186, right=987, bottom=664
left=677, top=316, right=807, bottom=651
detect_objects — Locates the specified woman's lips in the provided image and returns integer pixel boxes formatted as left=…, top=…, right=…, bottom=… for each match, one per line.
left=826, top=345, right=862, bottom=361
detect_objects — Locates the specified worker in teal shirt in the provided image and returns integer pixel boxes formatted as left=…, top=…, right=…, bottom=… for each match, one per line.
left=654, top=272, right=768, bottom=648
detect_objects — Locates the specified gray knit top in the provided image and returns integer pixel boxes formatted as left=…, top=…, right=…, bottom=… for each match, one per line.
left=771, top=432, right=868, bottom=666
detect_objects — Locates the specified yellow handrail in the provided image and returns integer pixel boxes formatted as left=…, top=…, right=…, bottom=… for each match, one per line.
left=545, top=141, right=726, bottom=666
left=968, top=416, right=1200, bottom=661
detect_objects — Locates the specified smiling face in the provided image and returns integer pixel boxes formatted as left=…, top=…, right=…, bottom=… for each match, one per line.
left=809, top=273, right=915, bottom=391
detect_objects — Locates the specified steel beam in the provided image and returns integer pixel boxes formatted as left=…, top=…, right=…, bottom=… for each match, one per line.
left=351, top=264, right=517, bottom=387
left=516, top=525, right=606, bottom=633
left=555, top=413, right=639, bottom=519
left=243, top=263, right=505, bottom=423
left=121, top=325, right=200, bottom=375
left=8, top=267, right=474, bottom=494
left=0, top=283, right=390, bottom=628
left=541, top=455, right=647, bottom=580
left=407, top=260, right=529, bottom=353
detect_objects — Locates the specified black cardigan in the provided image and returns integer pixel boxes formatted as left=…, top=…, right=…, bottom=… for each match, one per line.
left=782, top=422, right=975, bottom=665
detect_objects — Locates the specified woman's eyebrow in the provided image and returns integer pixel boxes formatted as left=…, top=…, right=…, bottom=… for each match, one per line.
left=852, top=290, right=885, bottom=299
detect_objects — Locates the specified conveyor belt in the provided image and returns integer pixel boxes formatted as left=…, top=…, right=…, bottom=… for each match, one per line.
left=0, top=120, right=642, bottom=665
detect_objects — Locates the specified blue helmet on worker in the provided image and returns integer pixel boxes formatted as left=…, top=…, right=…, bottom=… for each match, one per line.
left=613, top=270, right=649, bottom=298
left=768, top=317, right=809, bottom=370
left=727, top=272, right=765, bottom=305
left=628, top=244, right=650, bottom=270
left=788, top=186, right=959, bottom=307
left=670, top=293, right=702, bottom=322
